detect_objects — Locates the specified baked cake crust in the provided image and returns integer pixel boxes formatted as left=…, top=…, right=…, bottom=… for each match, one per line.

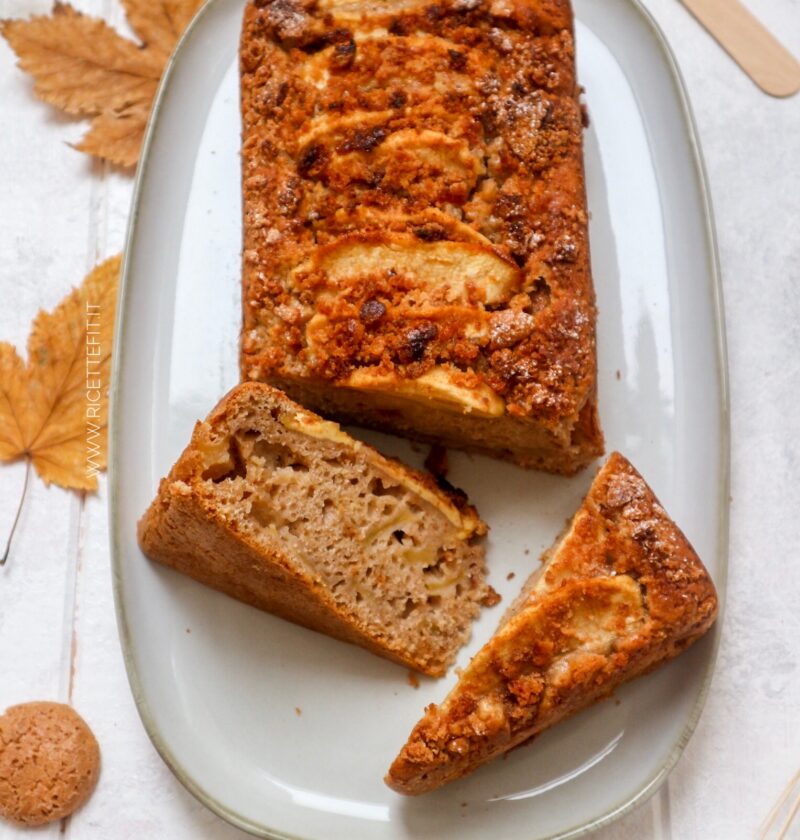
left=385, top=452, right=719, bottom=793
left=239, top=0, right=603, bottom=474
left=138, top=382, right=495, bottom=676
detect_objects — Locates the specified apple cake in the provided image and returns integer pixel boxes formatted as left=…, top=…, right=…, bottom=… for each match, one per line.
left=386, top=452, right=719, bottom=792
left=239, top=0, right=603, bottom=474
left=138, top=382, right=498, bottom=676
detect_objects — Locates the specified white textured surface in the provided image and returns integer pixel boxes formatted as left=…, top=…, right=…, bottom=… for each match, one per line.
left=0, top=0, right=798, bottom=838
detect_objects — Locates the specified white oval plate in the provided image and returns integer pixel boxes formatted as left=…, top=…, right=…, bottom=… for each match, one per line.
left=110, top=1, right=729, bottom=837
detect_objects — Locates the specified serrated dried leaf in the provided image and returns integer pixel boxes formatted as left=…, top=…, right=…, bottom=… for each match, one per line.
left=1, top=0, right=203, bottom=167
left=120, top=0, right=205, bottom=59
left=75, top=107, right=149, bottom=168
left=0, top=256, right=120, bottom=491
left=0, top=4, right=162, bottom=116
left=0, top=345, right=28, bottom=461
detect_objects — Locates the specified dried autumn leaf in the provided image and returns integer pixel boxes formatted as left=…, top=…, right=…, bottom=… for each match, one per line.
left=0, top=5, right=162, bottom=116
left=74, top=105, right=150, bottom=169
left=0, top=255, right=120, bottom=491
left=120, top=0, right=201, bottom=59
left=0, top=345, right=27, bottom=462
left=0, top=0, right=204, bottom=167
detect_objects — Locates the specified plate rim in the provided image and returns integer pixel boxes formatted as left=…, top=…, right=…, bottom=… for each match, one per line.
left=108, top=0, right=731, bottom=836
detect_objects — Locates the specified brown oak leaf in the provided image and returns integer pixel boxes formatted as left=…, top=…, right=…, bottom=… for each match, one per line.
left=0, top=0, right=204, bottom=167
left=0, top=255, right=120, bottom=491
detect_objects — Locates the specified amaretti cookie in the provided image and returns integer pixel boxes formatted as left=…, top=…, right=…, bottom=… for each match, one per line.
left=0, top=702, right=100, bottom=826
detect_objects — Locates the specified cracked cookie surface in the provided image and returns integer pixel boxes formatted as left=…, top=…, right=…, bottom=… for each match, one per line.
left=0, top=702, right=100, bottom=826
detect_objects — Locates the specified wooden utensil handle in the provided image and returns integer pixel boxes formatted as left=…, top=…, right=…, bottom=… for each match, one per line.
left=681, top=0, right=800, bottom=97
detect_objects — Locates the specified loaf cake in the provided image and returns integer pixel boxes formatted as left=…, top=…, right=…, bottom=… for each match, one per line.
left=138, top=383, right=497, bottom=676
left=239, top=0, right=603, bottom=474
left=386, top=452, right=719, bottom=793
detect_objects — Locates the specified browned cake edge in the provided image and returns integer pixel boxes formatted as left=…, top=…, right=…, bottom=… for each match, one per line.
left=137, top=383, right=488, bottom=677
left=238, top=0, right=604, bottom=474
left=385, top=451, right=719, bottom=793
left=266, top=374, right=603, bottom=475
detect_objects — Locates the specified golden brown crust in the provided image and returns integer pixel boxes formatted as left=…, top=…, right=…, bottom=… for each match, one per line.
left=0, top=702, right=100, bottom=826
left=138, top=382, right=491, bottom=677
left=239, top=0, right=603, bottom=472
left=385, top=452, right=719, bottom=793
left=140, top=475, right=439, bottom=670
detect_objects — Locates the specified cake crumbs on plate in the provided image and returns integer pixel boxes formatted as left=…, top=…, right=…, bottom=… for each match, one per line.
left=506, top=571, right=516, bottom=581
left=294, top=707, right=302, bottom=716
left=407, top=671, right=420, bottom=689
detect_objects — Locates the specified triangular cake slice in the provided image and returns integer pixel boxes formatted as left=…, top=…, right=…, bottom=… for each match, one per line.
left=138, top=383, right=497, bottom=676
left=386, top=452, right=718, bottom=793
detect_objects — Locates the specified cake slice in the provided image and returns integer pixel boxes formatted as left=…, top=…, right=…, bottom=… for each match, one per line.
left=138, top=383, right=496, bottom=676
left=386, top=452, right=718, bottom=793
